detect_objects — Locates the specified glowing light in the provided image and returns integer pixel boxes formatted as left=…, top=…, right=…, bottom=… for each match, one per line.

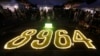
left=44, top=23, right=53, bottom=28
left=4, top=29, right=96, bottom=50
left=54, top=29, right=72, bottom=49
left=64, top=4, right=71, bottom=9
left=82, top=8, right=95, bottom=14
left=1, top=4, right=18, bottom=12
left=39, top=6, right=52, bottom=13
left=72, top=30, right=96, bottom=49
left=31, top=30, right=53, bottom=49
left=14, top=4, right=18, bottom=9
left=44, top=6, right=49, bottom=12
left=4, top=29, right=37, bottom=50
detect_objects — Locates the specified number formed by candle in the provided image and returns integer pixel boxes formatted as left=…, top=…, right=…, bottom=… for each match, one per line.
left=31, top=30, right=53, bottom=49
left=4, top=29, right=37, bottom=49
left=72, top=30, right=96, bottom=49
left=4, top=29, right=96, bottom=50
left=54, top=29, right=72, bottom=49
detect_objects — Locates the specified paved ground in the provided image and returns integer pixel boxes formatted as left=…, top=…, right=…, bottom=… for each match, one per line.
left=0, top=19, right=100, bottom=56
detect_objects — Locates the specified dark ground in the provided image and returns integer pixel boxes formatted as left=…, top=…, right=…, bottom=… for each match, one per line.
left=0, top=18, right=100, bottom=56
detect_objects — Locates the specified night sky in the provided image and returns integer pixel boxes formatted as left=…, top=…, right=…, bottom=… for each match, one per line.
left=28, top=0, right=66, bottom=6
left=28, top=0, right=100, bottom=7
left=80, top=0, right=100, bottom=7
left=0, top=0, right=100, bottom=7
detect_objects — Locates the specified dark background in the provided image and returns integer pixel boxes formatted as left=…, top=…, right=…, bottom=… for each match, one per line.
left=0, top=0, right=100, bottom=7
left=0, top=0, right=100, bottom=56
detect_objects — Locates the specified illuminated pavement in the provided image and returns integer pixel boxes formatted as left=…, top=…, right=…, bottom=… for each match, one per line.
left=0, top=19, right=100, bottom=56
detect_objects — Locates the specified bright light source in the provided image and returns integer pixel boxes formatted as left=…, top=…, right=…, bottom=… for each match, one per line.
left=3, top=5, right=15, bottom=12
left=44, top=23, right=53, bottom=28
left=44, top=6, right=48, bottom=10
left=39, top=6, right=52, bottom=13
left=14, top=4, right=18, bottom=9
left=44, top=6, right=50, bottom=12
left=2, top=4, right=18, bottom=12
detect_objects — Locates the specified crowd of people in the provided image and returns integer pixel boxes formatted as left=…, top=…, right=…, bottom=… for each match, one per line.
left=0, top=4, right=40, bottom=27
left=0, top=4, right=100, bottom=33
